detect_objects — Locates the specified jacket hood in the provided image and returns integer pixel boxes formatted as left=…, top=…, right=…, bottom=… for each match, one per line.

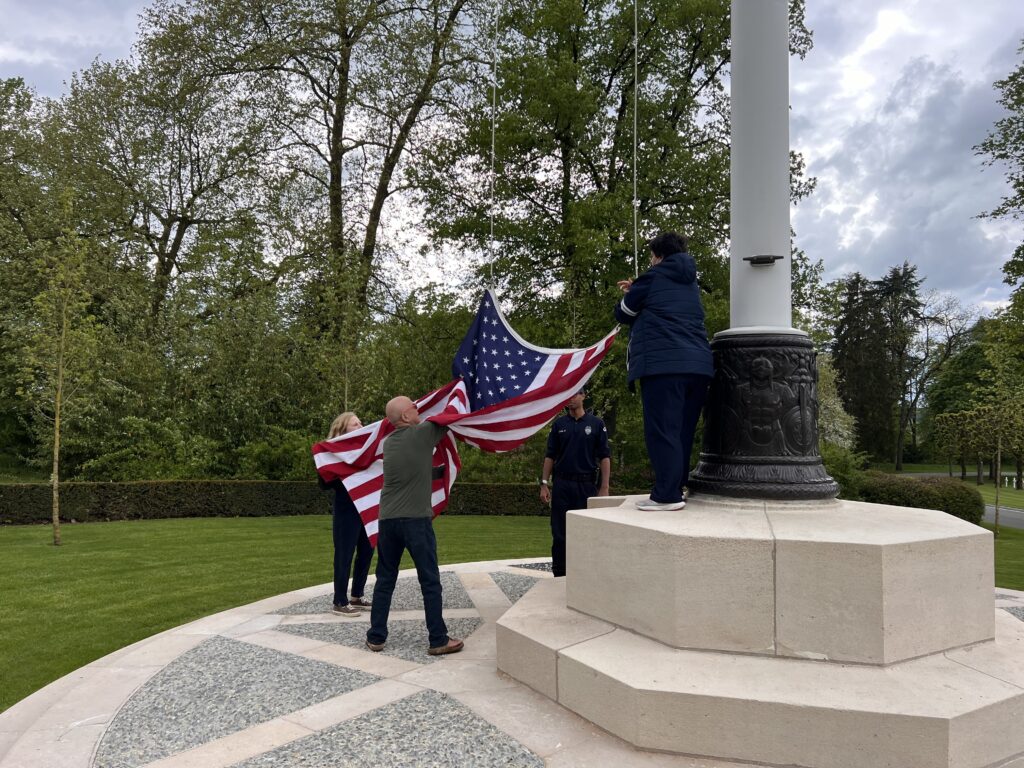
left=657, top=251, right=697, bottom=284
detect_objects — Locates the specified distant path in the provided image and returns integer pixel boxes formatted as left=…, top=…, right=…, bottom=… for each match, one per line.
left=984, top=505, right=1024, bottom=530
left=880, top=472, right=1024, bottom=529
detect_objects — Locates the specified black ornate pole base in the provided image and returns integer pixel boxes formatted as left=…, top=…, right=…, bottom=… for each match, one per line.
left=688, top=332, right=838, bottom=501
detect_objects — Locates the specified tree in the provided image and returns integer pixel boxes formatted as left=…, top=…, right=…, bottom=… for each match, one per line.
left=47, top=53, right=282, bottom=326
left=979, top=306, right=1024, bottom=491
left=832, top=272, right=893, bottom=459
left=976, top=37, right=1024, bottom=310
left=0, top=79, right=45, bottom=467
left=144, top=0, right=477, bottom=328
left=13, top=212, right=103, bottom=544
left=894, top=291, right=973, bottom=468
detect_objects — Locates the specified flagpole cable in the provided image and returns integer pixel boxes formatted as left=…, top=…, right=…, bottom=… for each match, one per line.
left=487, top=0, right=501, bottom=285
left=632, top=0, right=639, bottom=278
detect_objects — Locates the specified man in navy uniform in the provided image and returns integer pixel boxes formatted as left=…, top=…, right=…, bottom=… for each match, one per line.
left=539, top=390, right=611, bottom=577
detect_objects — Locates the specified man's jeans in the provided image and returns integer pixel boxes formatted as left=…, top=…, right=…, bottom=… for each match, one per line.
left=367, top=517, right=449, bottom=649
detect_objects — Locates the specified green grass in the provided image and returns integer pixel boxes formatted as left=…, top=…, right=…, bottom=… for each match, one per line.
left=0, top=457, right=46, bottom=483
left=869, top=462, right=953, bottom=473
left=962, top=480, right=1024, bottom=511
left=983, top=523, right=1024, bottom=592
left=0, top=515, right=550, bottom=714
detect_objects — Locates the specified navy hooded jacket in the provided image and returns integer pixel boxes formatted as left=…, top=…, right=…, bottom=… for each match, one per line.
left=614, top=251, right=713, bottom=383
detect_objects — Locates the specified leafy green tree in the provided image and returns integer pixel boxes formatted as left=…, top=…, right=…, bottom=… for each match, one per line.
left=46, top=53, right=282, bottom=326
left=144, top=0, right=477, bottom=327
left=13, top=212, right=104, bottom=544
left=0, top=79, right=44, bottom=468
left=976, top=37, right=1024, bottom=310
left=832, top=272, right=893, bottom=459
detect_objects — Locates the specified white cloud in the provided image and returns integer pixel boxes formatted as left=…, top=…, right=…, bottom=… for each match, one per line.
left=0, top=0, right=144, bottom=95
left=791, top=0, right=1023, bottom=309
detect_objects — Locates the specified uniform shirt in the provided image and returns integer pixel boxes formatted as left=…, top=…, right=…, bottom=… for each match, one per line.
left=380, top=421, right=447, bottom=520
left=545, top=411, right=611, bottom=476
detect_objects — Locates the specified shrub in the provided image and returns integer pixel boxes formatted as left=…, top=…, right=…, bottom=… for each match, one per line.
left=820, top=441, right=869, bottom=501
left=859, top=472, right=983, bottom=524
left=917, top=477, right=985, bottom=525
left=0, top=481, right=552, bottom=525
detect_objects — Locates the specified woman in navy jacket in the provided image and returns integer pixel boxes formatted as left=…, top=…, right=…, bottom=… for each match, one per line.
left=615, top=231, right=713, bottom=510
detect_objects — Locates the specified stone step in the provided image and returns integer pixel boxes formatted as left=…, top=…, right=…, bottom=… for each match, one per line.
left=497, top=577, right=1024, bottom=768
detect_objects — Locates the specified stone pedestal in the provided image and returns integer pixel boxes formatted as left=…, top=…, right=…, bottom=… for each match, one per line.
left=495, top=494, right=1024, bottom=768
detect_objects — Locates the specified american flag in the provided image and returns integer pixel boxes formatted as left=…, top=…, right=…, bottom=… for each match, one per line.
left=312, top=289, right=617, bottom=544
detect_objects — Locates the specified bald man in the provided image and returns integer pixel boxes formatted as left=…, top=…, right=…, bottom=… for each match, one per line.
left=365, top=396, right=464, bottom=656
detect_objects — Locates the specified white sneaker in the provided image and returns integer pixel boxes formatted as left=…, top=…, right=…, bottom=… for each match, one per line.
left=635, top=498, right=686, bottom=511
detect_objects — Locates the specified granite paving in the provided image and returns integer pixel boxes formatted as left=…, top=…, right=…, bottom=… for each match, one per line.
left=274, top=571, right=474, bottom=614
left=1005, top=606, right=1024, bottom=622
left=230, top=689, right=543, bottom=768
left=510, top=561, right=553, bottom=573
left=276, top=617, right=485, bottom=664
left=489, top=571, right=542, bottom=604
left=92, top=636, right=379, bottom=768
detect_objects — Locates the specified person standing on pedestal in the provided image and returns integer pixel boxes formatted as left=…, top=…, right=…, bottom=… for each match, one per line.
left=615, top=231, right=713, bottom=511
left=539, top=390, right=611, bottom=577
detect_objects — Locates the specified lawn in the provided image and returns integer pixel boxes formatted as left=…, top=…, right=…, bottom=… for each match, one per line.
left=984, top=523, right=1024, bottom=592
left=963, top=480, right=1024, bottom=510
left=0, top=514, right=551, bottom=714
left=0, top=457, right=46, bottom=484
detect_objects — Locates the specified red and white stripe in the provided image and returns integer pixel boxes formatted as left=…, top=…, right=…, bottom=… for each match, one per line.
left=312, top=329, right=616, bottom=545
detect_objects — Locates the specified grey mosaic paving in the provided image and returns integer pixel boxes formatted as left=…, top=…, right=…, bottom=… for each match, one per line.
left=92, top=636, right=379, bottom=768
left=997, top=592, right=1023, bottom=601
left=1005, top=606, right=1024, bottom=622
left=275, top=571, right=474, bottom=615
left=489, top=571, right=542, bottom=604
left=276, top=617, right=485, bottom=664
left=510, top=561, right=552, bottom=573
left=230, top=689, right=543, bottom=768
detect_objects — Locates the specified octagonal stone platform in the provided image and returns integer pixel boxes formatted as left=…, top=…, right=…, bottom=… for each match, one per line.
left=496, top=494, right=1024, bottom=768
left=568, top=495, right=993, bottom=664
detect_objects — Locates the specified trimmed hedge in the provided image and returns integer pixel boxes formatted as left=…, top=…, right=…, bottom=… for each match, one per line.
left=858, top=472, right=984, bottom=524
left=0, top=480, right=552, bottom=525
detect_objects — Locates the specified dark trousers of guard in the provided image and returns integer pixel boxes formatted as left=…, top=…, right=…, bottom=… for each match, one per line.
left=640, top=373, right=711, bottom=504
left=367, top=517, right=450, bottom=649
left=550, top=478, right=597, bottom=577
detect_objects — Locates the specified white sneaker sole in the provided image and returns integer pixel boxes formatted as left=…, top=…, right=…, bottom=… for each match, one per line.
left=635, top=501, right=686, bottom=511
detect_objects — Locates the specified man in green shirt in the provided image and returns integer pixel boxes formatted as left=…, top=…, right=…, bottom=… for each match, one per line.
left=365, top=395, right=464, bottom=656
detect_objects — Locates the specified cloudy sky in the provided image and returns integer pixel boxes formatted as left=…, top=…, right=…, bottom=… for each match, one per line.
left=2, top=0, right=1022, bottom=311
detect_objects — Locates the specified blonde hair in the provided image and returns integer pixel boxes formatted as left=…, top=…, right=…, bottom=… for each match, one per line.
left=328, top=411, right=359, bottom=438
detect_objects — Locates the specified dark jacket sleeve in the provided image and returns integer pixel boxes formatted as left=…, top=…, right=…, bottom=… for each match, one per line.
left=614, top=270, right=655, bottom=325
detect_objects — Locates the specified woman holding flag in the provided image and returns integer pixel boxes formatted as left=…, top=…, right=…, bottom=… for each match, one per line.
left=320, top=412, right=375, bottom=615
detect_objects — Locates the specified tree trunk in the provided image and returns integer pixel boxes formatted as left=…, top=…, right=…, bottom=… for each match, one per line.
left=976, top=456, right=984, bottom=485
left=51, top=296, right=68, bottom=547
left=960, top=453, right=966, bottom=481
left=993, top=437, right=1001, bottom=539
left=1016, top=454, right=1022, bottom=491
